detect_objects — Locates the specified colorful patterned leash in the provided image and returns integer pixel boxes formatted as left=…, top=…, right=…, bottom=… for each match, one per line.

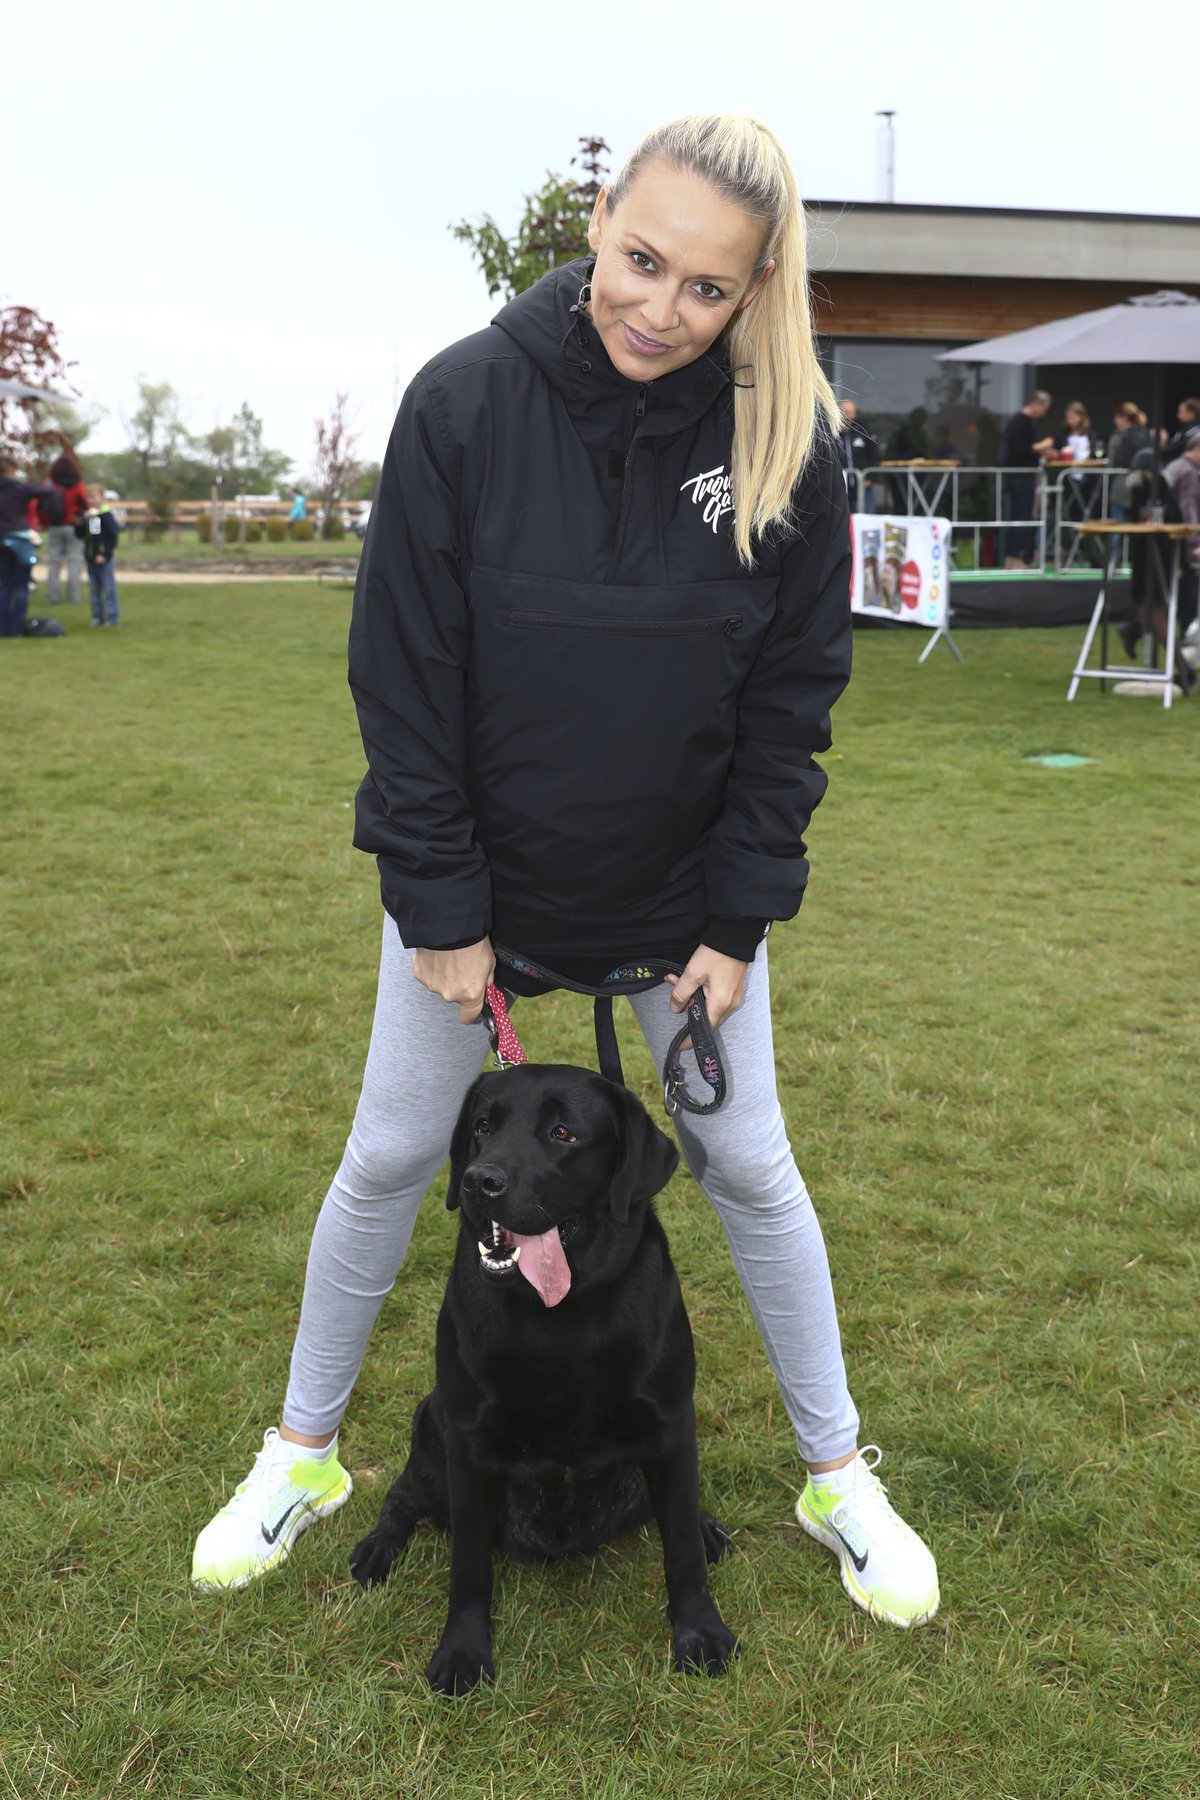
left=482, top=946, right=727, bottom=1118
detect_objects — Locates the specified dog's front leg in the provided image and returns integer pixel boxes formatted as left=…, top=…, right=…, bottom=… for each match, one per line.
left=426, top=1434, right=498, bottom=1697
left=642, top=1434, right=739, bottom=1677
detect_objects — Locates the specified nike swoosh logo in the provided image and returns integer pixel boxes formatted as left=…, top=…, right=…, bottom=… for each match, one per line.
left=833, top=1525, right=868, bottom=1573
left=261, top=1499, right=303, bottom=1545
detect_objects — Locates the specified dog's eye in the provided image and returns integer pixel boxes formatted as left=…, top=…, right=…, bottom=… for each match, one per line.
left=549, top=1125, right=577, bottom=1144
left=473, top=1118, right=491, bottom=1136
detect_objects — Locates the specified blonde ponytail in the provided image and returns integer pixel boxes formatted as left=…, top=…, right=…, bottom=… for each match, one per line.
left=607, top=114, right=839, bottom=566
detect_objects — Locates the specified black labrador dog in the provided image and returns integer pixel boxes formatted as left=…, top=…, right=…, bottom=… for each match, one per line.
left=349, top=1063, right=737, bottom=1695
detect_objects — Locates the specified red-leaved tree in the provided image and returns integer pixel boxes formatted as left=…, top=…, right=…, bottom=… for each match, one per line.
left=312, top=394, right=361, bottom=538
left=0, top=305, right=77, bottom=464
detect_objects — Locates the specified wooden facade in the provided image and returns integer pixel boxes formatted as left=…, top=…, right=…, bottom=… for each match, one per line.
left=811, top=273, right=1200, bottom=342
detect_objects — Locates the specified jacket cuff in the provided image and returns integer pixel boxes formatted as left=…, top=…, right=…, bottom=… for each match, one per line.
left=701, top=915, right=770, bottom=963
left=399, top=927, right=489, bottom=953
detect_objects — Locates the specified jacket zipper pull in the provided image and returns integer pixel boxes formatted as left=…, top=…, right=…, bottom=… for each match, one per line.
left=635, top=386, right=647, bottom=420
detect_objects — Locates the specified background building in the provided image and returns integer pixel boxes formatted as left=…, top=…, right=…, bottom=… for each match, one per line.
left=807, top=202, right=1200, bottom=461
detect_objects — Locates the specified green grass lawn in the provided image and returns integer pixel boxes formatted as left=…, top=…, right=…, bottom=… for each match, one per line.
left=1, top=589, right=1196, bottom=1799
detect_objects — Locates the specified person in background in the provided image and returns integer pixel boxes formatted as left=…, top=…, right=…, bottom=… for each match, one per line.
left=39, top=451, right=89, bottom=606
left=999, top=390, right=1055, bottom=569
left=928, top=424, right=961, bottom=463
left=1161, top=397, right=1200, bottom=466
left=836, top=399, right=880, bottom=512
left=1117, top=427, right=1200, bottom=684
left=80, top=485, right=121, bottom=627
left=1107, top=402, right=1151, bottom=522
left=0, top=453, right=56, bottom=638
left=1056, top=401, right=1095, bottom=463
left=288, top=488, right=307, bottom=525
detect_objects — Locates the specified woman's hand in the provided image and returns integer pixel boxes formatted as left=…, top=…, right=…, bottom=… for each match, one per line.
left=412, top=938, right=496, bottom=1023
left=664, top=945, right=748, bottom=1044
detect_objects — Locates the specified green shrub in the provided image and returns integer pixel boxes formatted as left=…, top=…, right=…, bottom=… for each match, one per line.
left=195, top=513, right=213, bottom=544
left=245, top=519, right=263, bottom=543
left=289, top=518, right=314, bottom=541
left=322, top=514, right=346, bottom=541
left=265, top=517, right=288, bottom=542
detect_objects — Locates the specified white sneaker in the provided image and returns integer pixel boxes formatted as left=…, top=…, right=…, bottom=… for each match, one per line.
left=191, top=1428, right=352, bottom=1590
left=795, top=1445, right=939, bottom=1627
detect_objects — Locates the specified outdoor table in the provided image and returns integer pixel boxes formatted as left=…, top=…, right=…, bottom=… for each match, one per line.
left=1067, top=520, right=1194, bottom=711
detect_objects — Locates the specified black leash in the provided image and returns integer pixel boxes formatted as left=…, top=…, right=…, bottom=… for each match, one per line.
left=484, top=944, right=727, bottom=1117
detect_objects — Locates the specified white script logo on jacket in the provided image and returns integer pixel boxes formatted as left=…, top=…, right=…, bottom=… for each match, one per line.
left=680, top=465, right=733, bottom=533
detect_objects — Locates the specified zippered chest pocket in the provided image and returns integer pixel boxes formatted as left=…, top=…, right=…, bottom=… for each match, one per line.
left=506, top=608, right=742, bottom=638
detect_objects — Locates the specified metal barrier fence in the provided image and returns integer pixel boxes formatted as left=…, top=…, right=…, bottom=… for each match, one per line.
left=850, top=465, right=1131, bottom=575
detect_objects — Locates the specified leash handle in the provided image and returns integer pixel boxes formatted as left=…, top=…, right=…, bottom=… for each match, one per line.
left=490, top=944, right=727, bottom=1117
left=482, top=983, right=528, bottom=1069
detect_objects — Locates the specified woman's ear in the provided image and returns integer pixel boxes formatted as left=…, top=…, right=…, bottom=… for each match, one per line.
left=586, top=186, right=611, bottom=255
left=734, top=258, right=776, bottom=315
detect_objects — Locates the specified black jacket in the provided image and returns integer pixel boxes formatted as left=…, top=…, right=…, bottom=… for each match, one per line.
left=80, top=506, right=120, bottom=562
left=838, top=421, right=880, bottom=473
left=349, top=260, right=852, bottom=976
left=0, top=474, right=54, bottom=538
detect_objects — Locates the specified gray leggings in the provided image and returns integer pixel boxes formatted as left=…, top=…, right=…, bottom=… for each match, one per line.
left=283, top=920, right=860, bottom=1467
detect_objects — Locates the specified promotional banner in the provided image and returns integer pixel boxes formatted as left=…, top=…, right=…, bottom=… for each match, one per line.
left=851, top=514, right=951, bottom=629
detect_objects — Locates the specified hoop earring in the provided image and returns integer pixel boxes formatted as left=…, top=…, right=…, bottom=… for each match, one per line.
left=569, top=278, right=592, bottom=317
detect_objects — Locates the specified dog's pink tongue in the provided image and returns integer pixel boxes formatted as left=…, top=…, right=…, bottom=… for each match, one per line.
left=511, top=1227, right=571, bottom=1307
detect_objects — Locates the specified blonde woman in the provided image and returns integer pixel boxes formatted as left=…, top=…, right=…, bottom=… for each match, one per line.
left=193, top=114, right=939, bottom=1631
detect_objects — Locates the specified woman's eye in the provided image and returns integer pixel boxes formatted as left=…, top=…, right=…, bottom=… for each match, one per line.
left=694, top=282, right=723, bottom=302
left=630, top=250, right=654, bottom=272
left=473, top=1119, right=491, bottom=1135
left=550, top=1125, right=577, bottom=1144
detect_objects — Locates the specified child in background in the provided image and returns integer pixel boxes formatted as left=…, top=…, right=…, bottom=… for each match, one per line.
left=80, top=487, right=121, bottom=627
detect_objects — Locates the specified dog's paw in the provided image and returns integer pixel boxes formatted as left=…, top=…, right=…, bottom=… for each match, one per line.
left=700, top=1513, right=733, bottom=1564
left=348, top=1530, right=402, bottom=1590
left=426, top=1636, right=495, bottom=1697
left=673, top=1615, right=740, bottom=1678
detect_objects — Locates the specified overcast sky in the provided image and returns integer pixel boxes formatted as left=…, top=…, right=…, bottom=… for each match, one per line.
left=8, top=0, right=1191, bottom=480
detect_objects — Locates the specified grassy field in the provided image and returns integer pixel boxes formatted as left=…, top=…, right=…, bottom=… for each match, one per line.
left=1, top=587, right=1196, bottom=1799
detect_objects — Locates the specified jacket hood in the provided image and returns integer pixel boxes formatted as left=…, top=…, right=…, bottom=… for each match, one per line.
left=491, top=258, right=730, bottom=443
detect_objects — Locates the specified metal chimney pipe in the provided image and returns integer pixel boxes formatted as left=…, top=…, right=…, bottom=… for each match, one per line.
left=875, top=110, right=896, bottom=203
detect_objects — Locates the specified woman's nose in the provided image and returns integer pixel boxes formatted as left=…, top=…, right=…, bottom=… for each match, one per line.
left=642, top=290, right=680, bottom=333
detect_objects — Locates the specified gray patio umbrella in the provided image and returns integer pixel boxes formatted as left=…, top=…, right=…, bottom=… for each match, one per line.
left=937, top=289, right=1200, bottom=369
left=939, top=289, right=1200, bottom=445
left=0, top=376, right=67, bottom=401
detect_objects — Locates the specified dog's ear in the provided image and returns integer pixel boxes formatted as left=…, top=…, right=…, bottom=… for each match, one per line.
left=445, top=1079, right=484, bottom=1211
left=608, top=1085, right=679, bottom=1223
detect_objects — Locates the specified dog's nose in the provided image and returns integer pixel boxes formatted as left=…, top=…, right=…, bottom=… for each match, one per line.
left=464, top=1163, right=508, bottom=1202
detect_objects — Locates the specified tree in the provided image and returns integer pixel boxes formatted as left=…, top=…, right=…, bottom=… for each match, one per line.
left=452, top=136, right=610, bottom=300
left=30, top=397, right=105, bottom=456
left=350, top=459, right=381, bottom=501
left=123, top=377, right=190, bottom=488
left=0, top=304, right=77, bottom=462
left=312, top=394, right=361, bottom=537
left=230, top=402, right=292, bottom=493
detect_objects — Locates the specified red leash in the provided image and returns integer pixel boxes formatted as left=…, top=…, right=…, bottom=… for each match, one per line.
left=483, top=982, right=528, bottom=1068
